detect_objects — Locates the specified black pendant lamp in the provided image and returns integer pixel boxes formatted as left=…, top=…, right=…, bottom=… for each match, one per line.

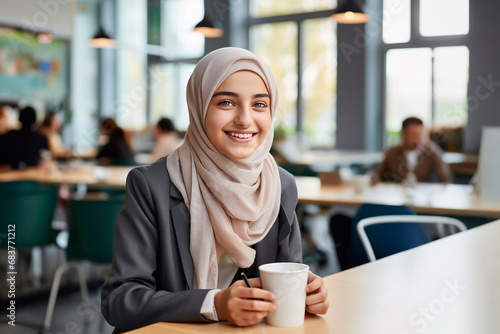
left=193, top=15, right=224, bottom=38
left=332, top=0, right=370, bottom=24
left=88, top=26, right=115, bottom=48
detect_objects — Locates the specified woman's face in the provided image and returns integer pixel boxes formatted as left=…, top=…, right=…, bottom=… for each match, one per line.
left=205, top=70, right=272, bottom=160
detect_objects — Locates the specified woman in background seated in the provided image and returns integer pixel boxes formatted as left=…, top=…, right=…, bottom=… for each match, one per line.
left=96, top=118, right=135, bottom=165
left=38, top=112, right=71, bottom=158
left=101, top=47, right=329, bottom=333
left=150, top=117, right=181, bottom=162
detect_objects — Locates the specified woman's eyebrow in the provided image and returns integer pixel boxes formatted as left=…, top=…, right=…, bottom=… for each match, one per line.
left=212, top=91, right=238, bottom=98
left=212, top=92, right=270, bottom=99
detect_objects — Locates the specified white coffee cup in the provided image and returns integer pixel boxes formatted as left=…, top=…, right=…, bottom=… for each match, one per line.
left=259, top=262, right=309, bottom=327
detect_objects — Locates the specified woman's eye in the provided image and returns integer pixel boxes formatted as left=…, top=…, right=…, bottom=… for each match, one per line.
left=254, top=102, right=268, bottom=108
left=218, top=100, right=233, bottom=107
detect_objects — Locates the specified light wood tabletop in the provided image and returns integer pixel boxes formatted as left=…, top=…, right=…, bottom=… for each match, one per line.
left=125, top=220, right=500, bottom=334
left=295, top=177, right=500, bottom=218
left=2, top=167, right=498, bottom=217
left=0, top=164, right=133, bottom=189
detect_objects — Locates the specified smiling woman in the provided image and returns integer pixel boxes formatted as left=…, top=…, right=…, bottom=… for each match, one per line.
left=101, top=47, right=329, bottom=333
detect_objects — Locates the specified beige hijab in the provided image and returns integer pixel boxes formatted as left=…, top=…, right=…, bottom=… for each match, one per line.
left=166, top=47, right=281, bottom=289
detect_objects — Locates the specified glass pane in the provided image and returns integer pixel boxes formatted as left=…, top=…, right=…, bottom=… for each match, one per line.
left=149, top=63, right=195, bottom=132
left=148, top=1, right=161, bottom=45
left=116, top=0, right=147, bottom=130
left=420, top=0, right=469, bottom=36
left=433, top=46, right=469, bottom=127
left=250, top=22, right=298, bottom=137
left=162, top=0, right=204, bottom=59
left=383, top=0, right=411, bottom=44
left=385, top=48, right=432, bottom=146
left=302, top=18, right=337, bottom=148
left=250, top=0, right=337, bottom=17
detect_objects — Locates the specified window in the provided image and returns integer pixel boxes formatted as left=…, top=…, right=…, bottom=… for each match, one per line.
left=249, top=1, right=337, bottom=148
left=115, top=0, right=204, bottom=132
left=382, top=0, right=410, bottom=44
left=147, top=0, right=204, bottom=131
left=116, top=0, right=147, bottom=130
left=383, top=0, right=470, bottom=150
left=250, top=22, right=298, bottom=137
left=420, top=0, right=469, bottom=37
left=149, top=62, right=195, bottom=130
left=302, top=18, right=337, bottom=148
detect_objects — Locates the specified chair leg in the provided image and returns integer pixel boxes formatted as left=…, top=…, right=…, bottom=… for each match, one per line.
left=31, top=247, right=43, bottom=288
left=43, top=262, right=70, bottom=331
left=76, top=263, right=92, bottom=323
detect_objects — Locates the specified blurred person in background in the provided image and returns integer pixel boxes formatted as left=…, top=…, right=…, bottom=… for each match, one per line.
left=0, top=106, right=10, bottom=170
left=150, top=117, right=181, bottom=162
left=38, top=111, right=71, bottom=158
left=96, top=117, right=135, bottom=165
left=375, top=116, right=453, bottom=184
left=0, top=105, right=10, bottom=135
left=1, top=106, right=49, bottom=170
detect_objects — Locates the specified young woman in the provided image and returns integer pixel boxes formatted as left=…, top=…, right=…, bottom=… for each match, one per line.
left=38, top=112, right=71, bottom=158
left=96, top=117, right=135, bottom=165
left=101, top=47, right=329, bottom=333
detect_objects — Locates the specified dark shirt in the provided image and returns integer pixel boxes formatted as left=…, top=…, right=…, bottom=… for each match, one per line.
left=96, top=135, right=134, bottom=164
left=0, top=134, right=8, bottom=165
left=2, top=128, right=49, bottom=169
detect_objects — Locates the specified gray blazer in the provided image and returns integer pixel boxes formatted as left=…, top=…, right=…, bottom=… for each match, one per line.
left=101, top=156, right=302, bottom=333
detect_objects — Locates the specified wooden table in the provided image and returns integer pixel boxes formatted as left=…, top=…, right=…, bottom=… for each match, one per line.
left=2, top=166, right=497, bottom=218
left=295, top=177, right=500, bottom=218
left=0, top=165, right=133, bottom=189
left=274, top=140, right=475, bottom=172
left=125, top=220, right=500, bottom=333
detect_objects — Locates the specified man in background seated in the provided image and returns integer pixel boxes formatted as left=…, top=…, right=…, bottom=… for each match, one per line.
left=150, top=117, right=181, bottom=162
left=375, top=117, right=453, bottom=184
left=1, top=106, right=50, bottom=170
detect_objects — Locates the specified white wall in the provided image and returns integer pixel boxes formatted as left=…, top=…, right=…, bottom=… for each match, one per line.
left=0, top=0, right=72, bottom=39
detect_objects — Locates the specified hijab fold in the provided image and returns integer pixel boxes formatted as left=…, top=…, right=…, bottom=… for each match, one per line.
left=166, top=47, right=281, bottom=289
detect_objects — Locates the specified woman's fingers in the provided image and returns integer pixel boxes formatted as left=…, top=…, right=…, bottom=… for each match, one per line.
left=306, top=271, right=324, bottom=293
left=305, top=271, right=330, bottom=315
left=306, top=298, right=330, bottom=315
left=215, top=285, right=277, bottom=326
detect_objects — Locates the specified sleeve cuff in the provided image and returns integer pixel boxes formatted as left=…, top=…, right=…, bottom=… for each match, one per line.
left=200, top=289, right=221, bottom=321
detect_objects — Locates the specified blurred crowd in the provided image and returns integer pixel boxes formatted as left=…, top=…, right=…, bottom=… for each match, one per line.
left=0, top=104, right=181, bottom=171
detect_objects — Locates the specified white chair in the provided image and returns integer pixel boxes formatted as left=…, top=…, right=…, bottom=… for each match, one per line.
left=357, top=215, right=467, bottom=262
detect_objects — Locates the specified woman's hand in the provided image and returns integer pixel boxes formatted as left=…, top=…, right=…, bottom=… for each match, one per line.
left=214, top=278, right=277, bottom=327
left=305, top=271, right=329, bottom=315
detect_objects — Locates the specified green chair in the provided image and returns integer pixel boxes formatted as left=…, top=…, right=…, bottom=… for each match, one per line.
left=0, top=181, right=58, bottom=249
left=0, top=181, right=58, bottom=292
left=43, top=196, right=124, bottom=331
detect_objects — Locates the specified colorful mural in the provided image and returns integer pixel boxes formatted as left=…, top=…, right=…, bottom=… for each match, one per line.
left=0, top=26, right=68, bottom=107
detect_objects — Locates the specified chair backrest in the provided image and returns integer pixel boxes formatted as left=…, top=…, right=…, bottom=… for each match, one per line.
left=349, top=203, right=418, bottom=267
left=66, top=197, right=124, bottom=264
left=357, top=215, right=467, bottom=262
left=0, top=181, right=58, bottom=249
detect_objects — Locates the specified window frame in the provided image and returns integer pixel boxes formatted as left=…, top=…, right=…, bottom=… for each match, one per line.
left=381, top=0, right=470, bottom=147
left=248, top=8, right=337, bottom=149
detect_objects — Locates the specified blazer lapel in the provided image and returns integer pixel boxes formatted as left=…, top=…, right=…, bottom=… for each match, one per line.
left=169, top=185, right=194, bottom=290
left=277, top=204, right=292, bottom=245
